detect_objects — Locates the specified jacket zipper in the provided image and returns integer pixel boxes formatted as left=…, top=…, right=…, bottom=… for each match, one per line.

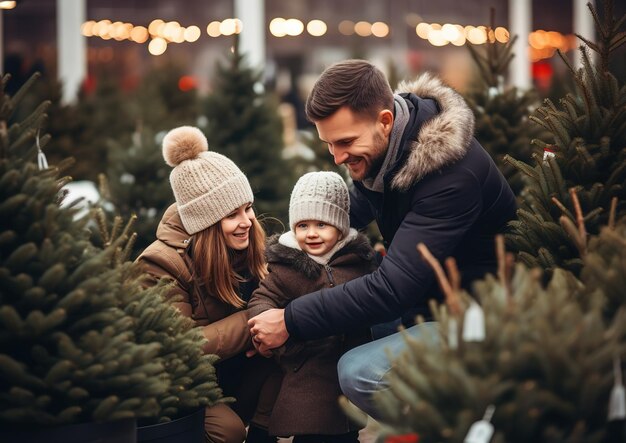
left=324, top=264, right=335, bottom=287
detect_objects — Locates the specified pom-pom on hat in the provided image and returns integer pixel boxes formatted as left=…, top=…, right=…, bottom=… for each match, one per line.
left=162, top=126, right=254, bottom=235
left=289, top=171, right=350, bottom=237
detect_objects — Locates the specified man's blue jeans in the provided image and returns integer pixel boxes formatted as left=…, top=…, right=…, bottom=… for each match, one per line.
left=337, top=322, right=439, bottom=419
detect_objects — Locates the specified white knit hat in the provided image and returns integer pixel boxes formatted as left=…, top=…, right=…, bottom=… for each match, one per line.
left=162, top=126, right=254, bottom=235
left=289, top=171, right=350, bottom=237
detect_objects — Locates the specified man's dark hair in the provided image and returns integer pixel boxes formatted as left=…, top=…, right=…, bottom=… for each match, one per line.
left=305, top=59, right=394, bottom=122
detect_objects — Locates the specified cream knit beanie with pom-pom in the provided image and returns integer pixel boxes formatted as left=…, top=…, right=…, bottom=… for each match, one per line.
left=163, top=126, right=254, bottom=234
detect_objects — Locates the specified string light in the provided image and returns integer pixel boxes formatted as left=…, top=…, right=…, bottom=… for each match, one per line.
left=0, top=1, right=16, bottom=10
left=77, top=15, right=574, bottom=63
left=307, top=20, right=327, bottom=37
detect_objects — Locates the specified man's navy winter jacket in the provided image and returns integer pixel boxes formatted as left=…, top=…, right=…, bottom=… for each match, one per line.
left=285, top=74, right=517, bottom=340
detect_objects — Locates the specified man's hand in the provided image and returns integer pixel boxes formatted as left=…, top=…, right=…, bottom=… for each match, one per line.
left=247, top=308, right=289, bottom=355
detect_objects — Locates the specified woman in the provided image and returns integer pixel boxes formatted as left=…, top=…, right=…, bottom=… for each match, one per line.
left=138, top=126, right=278, bottom=443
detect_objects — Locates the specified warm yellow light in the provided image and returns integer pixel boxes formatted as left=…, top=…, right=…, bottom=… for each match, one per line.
left=184, top=25, right=201, bottom=42
left=173, top=27, right=186, bottom=43
left=451, top=34, right=466, bottom=46
left=96, top=19, right=111, bottom=38
left=285, top=18, right=304, bottom=36
left=494, top=26, right=509, bottom=43
left=428, top=29, right=448, bottom=46
left=163, top=21, right=180, bottom=40
left=338, top=20, right=355, bottom=36
left=354, top=21, right=372, bottom=37
left=110, top=21, right=126, bottom=40
left=441, top=23, right=460, bottom=42
left=371, top=22, right=389, bottom=38
left=269, top=18, right=286, bottom=37
left=415, top=22, right=430, bottom=39
left=451, top=26, right=467, bottom=46
left=148, top=19, right=165, bottom=36
left=207, top=21, right=221, bottom=37
left=148, top=37, right=167, bottom=56
left=234, top=19, right=243, bottom=34
left=0, top=1, right=16, bottom=10
left=81, top=21, right=96, bottom=37
left=467, top=27, right=487, bottom=44
left=220, top=18, right=238, bottom=36
left=529, top=30, right=548, bottom=49
left=130, top=26, right=149, bottom=43
left=307, top=19, right=327, bottom=37
left=430, top=23, right=442, bottom=31
left=547, top=31, right=564, bottom=48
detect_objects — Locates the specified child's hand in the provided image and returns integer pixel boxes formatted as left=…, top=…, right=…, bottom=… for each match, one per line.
left=247, top=335, right=273, bottom=358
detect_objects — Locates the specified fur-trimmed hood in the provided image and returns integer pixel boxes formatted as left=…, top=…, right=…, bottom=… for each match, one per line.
left=265, top=233, right=375, bottom=280
left=391, top=73, right=475, bottom=190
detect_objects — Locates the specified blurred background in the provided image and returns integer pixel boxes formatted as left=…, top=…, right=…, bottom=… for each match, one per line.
left=2, top=0, right=625, bottom=255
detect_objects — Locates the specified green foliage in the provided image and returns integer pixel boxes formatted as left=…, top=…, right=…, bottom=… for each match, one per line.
left=366, top=263, right=625, bottom=443
left=93, top=210, right=224, bottom=423
left=464, top=13, right=544, bottom=195
left=0, top=74, right=166, bottom=425
left=202, top=38, right=290, bottom=227
left=130, top=63, right=199, bottom=132
left=45, top=74, right=135, bottom=182
left=105, top=129, right=173, bottom=257
left=505, top=0, right=626, bottom=275
left=0, top=74, right=220, bottom=426
left=581, top=216, right=626, bottom=321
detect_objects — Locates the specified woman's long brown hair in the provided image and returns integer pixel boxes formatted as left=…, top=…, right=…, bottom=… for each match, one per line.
left=192, top=217, right=268, bottom=308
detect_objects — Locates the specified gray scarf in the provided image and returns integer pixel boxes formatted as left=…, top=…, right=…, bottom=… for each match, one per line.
left=362, top=94, right=410, bottom=193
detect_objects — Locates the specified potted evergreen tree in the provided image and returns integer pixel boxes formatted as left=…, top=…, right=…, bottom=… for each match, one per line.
left=0, top=73, right=223, bottom=442
left=90, top=210, right=226, bottom=443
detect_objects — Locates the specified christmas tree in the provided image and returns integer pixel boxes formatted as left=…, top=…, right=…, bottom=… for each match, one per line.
left=105, top=127, right=173, bottom=257
left=464, top=10, right=544, bottom=195
left=344, top=233, right=626, bottom=442
left=201, top=37, right=290, bottom=227
left=43, top=73, right=135, bottom=183
left=92, top=210, right=224, bottom=423
left=0, top=73, right=166, bottom=425
left=505, top=0, right=626, bottom=275
left=0, top=73, right=222, bottom=426
left=130, top=63, right=200, bottom=133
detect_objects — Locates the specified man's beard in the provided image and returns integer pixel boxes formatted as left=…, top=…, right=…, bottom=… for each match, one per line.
left=358, top=131, right=388, bottom=180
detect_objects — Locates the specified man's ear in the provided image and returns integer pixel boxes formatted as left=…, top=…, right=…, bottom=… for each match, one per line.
left=378, top=109, right=394, bottom=137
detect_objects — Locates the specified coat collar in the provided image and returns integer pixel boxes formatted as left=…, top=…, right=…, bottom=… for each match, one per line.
left=390, top=73, right=475, bottom=191
left=265, top=233, right=375, bottom=280
left=155, top=203, right=193, bottom=249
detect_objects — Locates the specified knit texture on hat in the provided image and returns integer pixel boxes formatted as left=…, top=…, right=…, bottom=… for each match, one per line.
left=162, top=126, right=254, bottom=234
left=289, top=171, right=350, bottom=237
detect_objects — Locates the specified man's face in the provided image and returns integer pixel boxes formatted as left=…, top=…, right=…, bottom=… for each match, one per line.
left=315, top=106, right=393, bottom=181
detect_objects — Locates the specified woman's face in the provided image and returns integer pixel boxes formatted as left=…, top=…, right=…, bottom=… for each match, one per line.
left=220, top=203, right=255, bottom=250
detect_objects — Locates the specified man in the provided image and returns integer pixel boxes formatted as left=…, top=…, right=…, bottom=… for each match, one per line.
left=249, top=60, right=517, bottom=417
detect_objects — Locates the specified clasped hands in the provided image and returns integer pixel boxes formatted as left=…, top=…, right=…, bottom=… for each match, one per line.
left=246, top=308, right=289, bottom=358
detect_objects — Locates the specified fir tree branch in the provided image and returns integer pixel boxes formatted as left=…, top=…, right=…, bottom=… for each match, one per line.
left=496, top=235, right=512, bottom=299
left=417, top=243, right=461, bottom=316
left=608, top=196, right=618, bottom=229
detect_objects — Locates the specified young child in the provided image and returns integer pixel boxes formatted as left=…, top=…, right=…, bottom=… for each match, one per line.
left=248, top=171, right=377, bottom=443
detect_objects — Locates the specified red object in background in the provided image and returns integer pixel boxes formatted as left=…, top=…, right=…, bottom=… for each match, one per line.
left=178, top=75, right=197, bottom=92
left=81, top=74, right=96, bottom=95
left=385, top=433, right=419, bottom=443
left=532, top=61, right=554, bottom=92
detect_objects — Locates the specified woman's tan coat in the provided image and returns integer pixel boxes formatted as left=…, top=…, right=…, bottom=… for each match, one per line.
left=137, top=203, right=251, bottom=360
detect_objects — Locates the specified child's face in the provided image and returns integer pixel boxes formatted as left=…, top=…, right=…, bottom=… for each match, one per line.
left=294, top=220, right=342, bottom=257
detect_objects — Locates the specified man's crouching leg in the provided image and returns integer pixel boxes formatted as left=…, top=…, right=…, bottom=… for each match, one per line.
left=337, top=322, right=439, bottom=419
